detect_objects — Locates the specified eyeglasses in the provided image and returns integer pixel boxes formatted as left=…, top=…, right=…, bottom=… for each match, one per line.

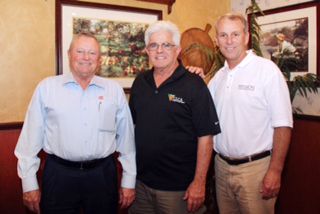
left=146, top=42, right=176, bottom=51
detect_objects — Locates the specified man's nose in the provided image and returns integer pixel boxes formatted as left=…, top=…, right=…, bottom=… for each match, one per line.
left=83, top=51, right=90, bottom=59
left=156, top=44, right=164, bottom=52
left=226, top=36, right=233, bottom=44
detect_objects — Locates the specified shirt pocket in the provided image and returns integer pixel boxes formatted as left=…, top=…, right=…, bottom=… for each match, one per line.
left=237, top=84, right=266, bottom=110
left=98, top=102, right=117, bottom=133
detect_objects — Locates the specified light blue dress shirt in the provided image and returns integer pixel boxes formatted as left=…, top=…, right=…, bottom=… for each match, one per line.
left=15, top=73, right=136, bottom=192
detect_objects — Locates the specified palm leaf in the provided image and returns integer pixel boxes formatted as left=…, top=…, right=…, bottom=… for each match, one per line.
left=247, top=0, right=319, bottom=102
left=246, top=0, right=264, bottom=57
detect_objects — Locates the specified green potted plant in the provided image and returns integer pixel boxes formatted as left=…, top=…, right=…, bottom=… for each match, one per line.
left=246, top=0, right=319, bottom=107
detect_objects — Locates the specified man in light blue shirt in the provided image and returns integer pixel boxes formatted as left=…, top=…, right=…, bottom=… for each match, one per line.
left=15, top=33, right=136, bottom=214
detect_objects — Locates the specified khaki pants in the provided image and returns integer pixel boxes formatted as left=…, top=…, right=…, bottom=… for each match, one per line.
left=129, top=180, right=206, bottom=214
left=215, top=155, right=276, bottom=214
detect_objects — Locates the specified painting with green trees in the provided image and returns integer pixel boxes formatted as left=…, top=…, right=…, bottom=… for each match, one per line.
left=73, top=17, right=150, bottom=78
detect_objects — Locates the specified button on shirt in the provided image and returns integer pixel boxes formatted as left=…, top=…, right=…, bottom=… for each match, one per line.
left=15, top=73, right=136, bottom=192
left=208, top=50, right=293, bottom=158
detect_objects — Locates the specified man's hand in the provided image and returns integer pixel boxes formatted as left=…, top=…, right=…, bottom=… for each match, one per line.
left=183, top=135, right=212, bottom=212
left=260, top=127, right=291, bottom=200
left=183, top=180, right=205, bottom=212
left=260, top=169, right=281, bottom=199
left=119, top=187, right=135, bottom=208
left=185, top=66, right=205, bottom=78
left=23, top=190, right=41, bottom=214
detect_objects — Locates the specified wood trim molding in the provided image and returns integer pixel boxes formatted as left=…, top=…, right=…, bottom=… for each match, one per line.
left=0, top=122, right=23, bottom=130
left=137, top=0, right=175, bottom=14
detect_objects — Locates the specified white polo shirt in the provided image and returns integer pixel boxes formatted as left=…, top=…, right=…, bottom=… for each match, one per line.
left=208, top=50, right=293, bottom=158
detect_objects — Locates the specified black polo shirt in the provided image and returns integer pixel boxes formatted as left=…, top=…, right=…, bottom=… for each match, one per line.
left=129, top=64, right=220, bottom=191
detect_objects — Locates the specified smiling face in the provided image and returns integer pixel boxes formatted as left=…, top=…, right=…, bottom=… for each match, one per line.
left=215, top=18, right=249, bottom=69
left=145, top=30, right=181, bottom=72
left=68, top=35, right=101, bottom=82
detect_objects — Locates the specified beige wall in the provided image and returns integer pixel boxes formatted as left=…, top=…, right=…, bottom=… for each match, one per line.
left=0, top=0, right=229, bottom=123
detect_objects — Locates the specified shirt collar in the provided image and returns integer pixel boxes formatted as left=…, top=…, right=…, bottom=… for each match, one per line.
left=223, top=49, right=255, bottom=71
left=61, top=72, right=105, bottom=89
left=145, top=62, right=186, bottom=87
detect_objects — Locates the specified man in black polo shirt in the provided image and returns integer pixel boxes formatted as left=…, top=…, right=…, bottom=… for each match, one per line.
left=129, top=20, right=221, bottom=214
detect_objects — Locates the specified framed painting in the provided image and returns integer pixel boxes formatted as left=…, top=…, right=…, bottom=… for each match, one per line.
left=56, top=0, right=162, bottom=91
left=252, top=1, right=319, bottom=80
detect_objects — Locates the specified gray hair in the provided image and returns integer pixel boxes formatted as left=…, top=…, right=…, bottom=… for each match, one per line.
left=68, top=32, right=100, bottom=52
left=215, top=12, right=249, bottom=34
left=144, top=21, right=181, bottom=46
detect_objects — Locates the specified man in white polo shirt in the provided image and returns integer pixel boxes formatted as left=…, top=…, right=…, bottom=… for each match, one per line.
left=208, top=12, right=293, bottom=213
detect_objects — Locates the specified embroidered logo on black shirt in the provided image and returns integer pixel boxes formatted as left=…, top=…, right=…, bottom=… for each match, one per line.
left=168, top=94, right=185, bottom=104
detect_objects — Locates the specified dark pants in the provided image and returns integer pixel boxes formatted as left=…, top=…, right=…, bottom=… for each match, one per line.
left=40, top=155, right=118, bottom=214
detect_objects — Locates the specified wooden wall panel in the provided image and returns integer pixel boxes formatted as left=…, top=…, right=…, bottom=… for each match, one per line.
left=276, top=119, right=320, bottom=213
left=0, top=118, right=319, bottom=213
left=0, top=129, right=28, bottom=214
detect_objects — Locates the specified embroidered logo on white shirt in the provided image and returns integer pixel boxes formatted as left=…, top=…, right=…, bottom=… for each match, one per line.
left=238, top=84, right=255, bottom=91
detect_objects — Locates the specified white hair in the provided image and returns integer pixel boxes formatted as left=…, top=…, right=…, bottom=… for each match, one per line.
left=144, top=21, right=181, bottom=46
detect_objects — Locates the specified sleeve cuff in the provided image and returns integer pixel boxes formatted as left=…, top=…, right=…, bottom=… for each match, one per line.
left=273, top=119, right=293, bottom=128
left=121, top=173, right=136, bottom=189
left=22, top=176, right=39, bottom=193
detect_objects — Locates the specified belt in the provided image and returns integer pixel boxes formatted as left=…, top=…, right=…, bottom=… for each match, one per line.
left=48, top=154, right=112, bottom=170
left=218, top=150, right=272, bottom=165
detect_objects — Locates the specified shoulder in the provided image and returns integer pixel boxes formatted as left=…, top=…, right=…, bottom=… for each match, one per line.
left=39, top=75, right=61, bottom=83
left=248, top=54, right=282, bottom=77
left=250, top=54, right=279, bottom=69
left=36, top=75, right=62, bottom=89
left=208, top=67, right=225, bottom=89
left=94, top=75, right=123, bottom=90
left=28, top=75, right=63, bottom=101
left=181, top=67, right=207, bottom=88
left=133, top=71, right=147, bottom=83
left=246, top=55, right=287, bottom=87
left=178, top=68, right=213, bottom=101
left=131, top=70, right=152, bottom=90
left=136, top=70, right=152, bottom=81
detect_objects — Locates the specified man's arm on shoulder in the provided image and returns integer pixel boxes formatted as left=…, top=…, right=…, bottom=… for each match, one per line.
left=185, top=66, right=205, bottom=78
left=184, top=135, right=213, bottom=212
left=261, top=127, right=292, bottom=199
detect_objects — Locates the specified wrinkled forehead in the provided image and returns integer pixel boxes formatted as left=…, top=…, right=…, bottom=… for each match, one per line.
left=216, top=18, right=246, bottom=34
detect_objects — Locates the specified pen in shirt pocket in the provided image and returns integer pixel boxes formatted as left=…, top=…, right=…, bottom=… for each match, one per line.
left=98, top=95, right=104, bottom=111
